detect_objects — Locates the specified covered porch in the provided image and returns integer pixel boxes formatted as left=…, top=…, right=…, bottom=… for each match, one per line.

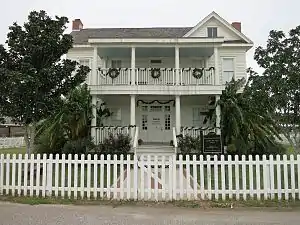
left=91, top=94, right=221, bottom=145
left=92, top=45, right=219, bottom=86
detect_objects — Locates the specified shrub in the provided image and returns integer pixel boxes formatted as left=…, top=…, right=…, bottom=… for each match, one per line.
left=178, top=135, right=202, bottom=155
left=62, top=137, right=95, bottom=155
left=94, top=133, right=131, bottom=155
left=34, top=131, right=66, bottom=155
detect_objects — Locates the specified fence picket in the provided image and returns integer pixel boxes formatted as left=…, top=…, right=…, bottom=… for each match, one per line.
left=192, top=155, right=197, bottom=200
left=186, top=155, right=191, bottom=200
left=61, top=154, right=65, bottom=198
left=269, top=155, right=275, bottom=199
left=228, top=155, right=233, bottom=199
left=242, top=155, right=246, bottom=200
left=220, top=155, right=225, bottom=200
left=11, top=154, right=16, bottom=196
left=29, top=154, right=35, bottom=197
left=23, top=154, right=28, bottom=196
left=283, top=155, right=289, bottom=200
left=249, top=155, right=254, bottom=199
left=74, top=154, right=79, bottom=199
left=234, top=155, right=239, bottom=200
left=36, top=154, right=41, bottom=197
left=207, top=156, right=212, bottom=200
left=113, top=154, right=118, bottom=199
left=214, top=155, right=219, bottom=200
left=93, top=154, right=98, bottom=200
left=290, top=155, right=295, bottom=200
left=255, top=155, right=261, bottom=200
left=17, top=154, right=22, bottom=196
left=54, top=154, right=59, bottom=197
left=87, top=154, right=92, bottom=200
left=0, top=153, right=299, bottom=202
left=276, top=155, right=282, bottom=200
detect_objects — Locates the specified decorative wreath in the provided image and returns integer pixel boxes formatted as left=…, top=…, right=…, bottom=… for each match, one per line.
left=192, top=68, right=204, bottom=79
left=150, top=68, right=161, bottom=79
left=107, top=68, right=120, bottom=79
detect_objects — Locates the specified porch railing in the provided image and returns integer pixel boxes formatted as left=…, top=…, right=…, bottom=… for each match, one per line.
left=96, top=67, right=215, bottom=86
left=95, top=126, right=135, bottom=144
left=181, top=127, right=217, bottom=138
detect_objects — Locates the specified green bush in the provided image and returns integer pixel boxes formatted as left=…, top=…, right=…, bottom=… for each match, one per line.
left=62, top=137, right=95, bottom=155
left=178, top=135, right=202, bottom=155
left=94, top=133, right=131, bottom=155
left=34, top=131, right=66, bottom=155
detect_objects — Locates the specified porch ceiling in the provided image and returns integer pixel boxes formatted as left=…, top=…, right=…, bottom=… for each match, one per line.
left=98, top=47, right=214, bottom=58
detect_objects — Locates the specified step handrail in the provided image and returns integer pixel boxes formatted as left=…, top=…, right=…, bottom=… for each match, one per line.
left=133, top=126, right=139, bottom=155
left=172, top=127, right=178, bottom=154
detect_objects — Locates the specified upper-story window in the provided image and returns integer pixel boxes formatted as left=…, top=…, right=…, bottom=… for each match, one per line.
left=222, top=58, right=234, bottom=84
left=111, top=60, right=122, bottom=68
left=207, top=27, right=218, bottom=38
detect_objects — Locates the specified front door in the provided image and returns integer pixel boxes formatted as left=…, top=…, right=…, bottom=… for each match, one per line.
left=139, top=104, right=172, bottom=143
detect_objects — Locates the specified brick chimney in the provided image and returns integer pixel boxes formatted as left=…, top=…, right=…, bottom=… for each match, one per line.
left=72, top=19, right=83, bottom=31
left=231, top=22, right=241, bottom=32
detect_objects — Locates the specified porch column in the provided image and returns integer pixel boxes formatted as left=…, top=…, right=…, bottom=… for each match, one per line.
left=175, top=46, right=180, bottom=85
left=92, top=46, right=98, bottom=85
left=215, top=95, right=221, bottom=135
left=130, top=94, right=136, bottom=138
left=175, top=95, right=181, bottom=134
left=214, top=47, right=220, bottom=85
left=91, top=95, right=97, bottom=143
left=131, top=47, right=136, bottom=85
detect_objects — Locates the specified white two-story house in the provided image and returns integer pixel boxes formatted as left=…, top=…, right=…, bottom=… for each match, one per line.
left=67, top=11, right=253, bottom=154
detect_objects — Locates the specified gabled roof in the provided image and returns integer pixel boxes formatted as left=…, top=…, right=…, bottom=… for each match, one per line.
left=183, top=11, right=253, bottom=44
left=70, top=11, right=252, bottom=44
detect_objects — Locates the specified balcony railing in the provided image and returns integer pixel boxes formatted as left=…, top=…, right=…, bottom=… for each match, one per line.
left=96, top=67, right=215, bottom=86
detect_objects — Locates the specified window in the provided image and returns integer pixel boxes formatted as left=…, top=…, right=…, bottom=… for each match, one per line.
left=150, top=106, right=162, bottom=112
left=222, top=58, right=234, bottom=84
left=164, top=106, right=170, bottom=112
left=111, top=60, right=121, bottom=68
left=192, top=108, right=202, bottom=126
left=164, top=114, right=171, bottom=130
left=141, top=106, right=148, bottom=112
left=207, top=27, right=218, bottom=38
left=142, top=115, right=148, bottom=130
left=110, top=108, right=121, bottom=121
left=79, top=59, right=91, bottom=84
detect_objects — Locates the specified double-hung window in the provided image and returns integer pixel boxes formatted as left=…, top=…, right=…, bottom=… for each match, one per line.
left=222, top=58, right=234, bottom=84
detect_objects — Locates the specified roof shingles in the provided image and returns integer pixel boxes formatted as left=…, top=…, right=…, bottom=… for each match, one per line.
left=70, top=27, right=193, bottom=44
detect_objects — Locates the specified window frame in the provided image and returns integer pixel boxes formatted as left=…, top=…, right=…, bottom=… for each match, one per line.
left=221, top=57, right=235, bottom=84
left=207, top=27, right=218, bottom=38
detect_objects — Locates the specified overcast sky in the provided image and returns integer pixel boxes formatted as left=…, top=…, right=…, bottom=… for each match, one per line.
left=1, top=0, right=299, bottom=73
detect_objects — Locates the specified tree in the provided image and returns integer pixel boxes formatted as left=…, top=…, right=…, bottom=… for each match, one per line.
left=203, top=76, right=284, bottom=155
left=0, top=10, right=90, bottom=153
left=35, top=84, right=93, bottom=154
left=253, top=26, right=300, bottom=151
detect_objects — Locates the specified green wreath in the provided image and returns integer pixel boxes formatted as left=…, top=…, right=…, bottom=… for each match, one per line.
left=107, top=68, right=120, bottom=79
left=192, top=68, right=204, bottom=79
left=150, top=68, right=161, bottom=79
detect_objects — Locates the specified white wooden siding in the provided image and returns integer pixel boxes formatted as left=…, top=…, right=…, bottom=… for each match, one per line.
left=187, top=17, right=242, bottom=41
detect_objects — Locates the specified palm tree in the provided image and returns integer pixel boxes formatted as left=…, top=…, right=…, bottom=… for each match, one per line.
left=204, top=78, right=283, bottom=155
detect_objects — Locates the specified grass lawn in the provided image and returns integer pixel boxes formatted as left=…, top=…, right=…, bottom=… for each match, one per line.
left=0, top=147, right=26, bottom=155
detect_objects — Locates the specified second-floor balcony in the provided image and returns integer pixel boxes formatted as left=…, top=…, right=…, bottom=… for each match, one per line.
left=96, top=67, right=215, bottom=86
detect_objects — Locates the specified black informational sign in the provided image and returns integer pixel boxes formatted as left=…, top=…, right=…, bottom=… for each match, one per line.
left=203, top=132, right=222, bottom=154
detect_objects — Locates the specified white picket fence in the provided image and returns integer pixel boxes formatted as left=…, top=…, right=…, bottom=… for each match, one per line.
left=0, top=154, right=300, bottom=201
left=0, top=137, right=25, bottom=149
